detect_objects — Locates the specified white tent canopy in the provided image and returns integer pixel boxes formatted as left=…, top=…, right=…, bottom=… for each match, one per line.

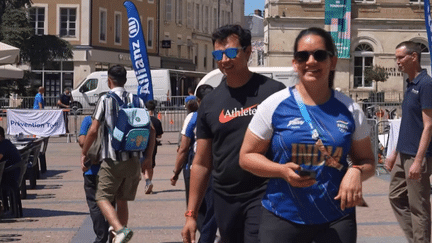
left=0, top=42, right=23, bottom=79
left=0, top=42, right=20, bottom=64
left=0, top=64, right=24, bottom=80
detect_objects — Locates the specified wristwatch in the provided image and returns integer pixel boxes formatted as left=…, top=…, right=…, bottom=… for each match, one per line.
left=184, top=210, right=197, bottom=219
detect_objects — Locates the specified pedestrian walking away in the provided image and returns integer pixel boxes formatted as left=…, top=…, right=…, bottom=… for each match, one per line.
left=143, top=100, right=164, bottom=194
left=78, top=116, right=111, bottom=243
left=81, top=65, right=156, bottom=243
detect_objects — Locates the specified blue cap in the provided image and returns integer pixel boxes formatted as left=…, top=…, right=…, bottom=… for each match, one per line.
left=185, top=95, right=196, bottom=103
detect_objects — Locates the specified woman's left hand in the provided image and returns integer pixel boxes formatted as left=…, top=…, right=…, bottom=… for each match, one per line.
left=334, top=167, right=362, bottom=210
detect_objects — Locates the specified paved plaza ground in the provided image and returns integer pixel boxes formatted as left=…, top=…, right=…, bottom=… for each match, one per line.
left=0, top=132, right=414, bottom=243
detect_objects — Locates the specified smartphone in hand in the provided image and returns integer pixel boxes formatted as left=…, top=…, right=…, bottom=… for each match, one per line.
left=299, top=168, right=317, bottom=179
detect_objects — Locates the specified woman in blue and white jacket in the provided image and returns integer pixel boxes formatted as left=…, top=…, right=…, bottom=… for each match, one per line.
left=239, top=27, right=375, bottom=243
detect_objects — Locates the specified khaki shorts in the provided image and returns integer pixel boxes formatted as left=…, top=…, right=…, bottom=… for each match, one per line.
left=96, top=157, right=141, bottom=202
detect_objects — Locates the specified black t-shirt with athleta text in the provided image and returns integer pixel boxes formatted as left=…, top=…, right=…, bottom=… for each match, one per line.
left=196, top=73, right=286, bottom=199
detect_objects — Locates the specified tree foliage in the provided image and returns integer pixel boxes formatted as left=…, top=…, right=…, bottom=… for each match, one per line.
left=21, top=35, right=73, bottom=65
left=0, top=0, right=73, bottom=98
left=365, top=65, right=389, bottom=92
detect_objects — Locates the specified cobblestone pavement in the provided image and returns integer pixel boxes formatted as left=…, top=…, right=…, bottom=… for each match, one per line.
left=0, top=133, right=412, bottom=243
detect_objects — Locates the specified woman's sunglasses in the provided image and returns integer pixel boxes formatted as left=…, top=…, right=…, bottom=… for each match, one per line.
left=212, top=47, right=246, bottom=61
left=294, top=50, right=333, bottom=63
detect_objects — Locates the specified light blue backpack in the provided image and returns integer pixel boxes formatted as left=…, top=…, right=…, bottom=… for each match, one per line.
left=108, top=91, right=150, bottom=152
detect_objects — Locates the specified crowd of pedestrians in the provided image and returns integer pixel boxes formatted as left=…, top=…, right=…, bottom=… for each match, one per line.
left=74, top=24, right=432, bottom=243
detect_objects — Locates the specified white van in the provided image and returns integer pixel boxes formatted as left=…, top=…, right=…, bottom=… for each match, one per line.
left=195, top=67, right=298, bottom=93
left=71, top=69, right=171, bottom=110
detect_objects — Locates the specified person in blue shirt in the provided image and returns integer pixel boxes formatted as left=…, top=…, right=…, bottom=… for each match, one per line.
left=79, top=116, right=109, bottom=243
left=33, top=86, right=45, bottom=109
left=385, top=41, right=432, bottom=243
left=172, top=84, right=217, bottom=243
left=239, top=27, right=375, bottom=243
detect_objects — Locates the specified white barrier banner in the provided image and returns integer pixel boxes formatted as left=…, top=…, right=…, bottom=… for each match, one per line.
left=7, top=109, right=65, bottom=136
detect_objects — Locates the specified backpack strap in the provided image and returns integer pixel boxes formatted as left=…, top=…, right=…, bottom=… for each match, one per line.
left=131, top=94, right=141, bottom=108
left=107, top=91, right=125, bottom=107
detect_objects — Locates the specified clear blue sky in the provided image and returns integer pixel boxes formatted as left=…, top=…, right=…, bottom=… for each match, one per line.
left=244, top=0, right=265, bottom=15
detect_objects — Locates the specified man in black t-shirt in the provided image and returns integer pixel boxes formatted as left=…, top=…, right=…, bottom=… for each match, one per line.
left=181, top=25, right=285, bottom=243
left=58, top=87, right=73, bottom=133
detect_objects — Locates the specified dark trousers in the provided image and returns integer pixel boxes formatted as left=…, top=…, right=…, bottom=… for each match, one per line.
left=213, top=190, right=264, bottom=243
left=63, top=111, right=69, bottom=133
left=84, top=175, right=109, bottom=243
left=259, top=209, right=357, bottom=243
left=197, top=177, right=218, bottom=243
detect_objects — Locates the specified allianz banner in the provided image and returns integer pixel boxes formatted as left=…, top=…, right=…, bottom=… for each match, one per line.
left=325, top=0, right=351, bottom=59
left=7, top=109, right=65, bottom=136
left=424, top=0, right=432, bottom=69
left=124, top=1, right=154, bottom=103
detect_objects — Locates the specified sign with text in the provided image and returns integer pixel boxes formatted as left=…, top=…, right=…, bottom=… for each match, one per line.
left=124, top=1, right=154, bottom=103
left=325, top=0, right=351, bottom=59
left=7, top=109, right=65, bottom=136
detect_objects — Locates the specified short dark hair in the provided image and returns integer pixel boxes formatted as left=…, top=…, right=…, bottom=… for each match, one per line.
left=0, top=126, right=4, bottom=138
left=396, top=41, right=422, bottom=63
left=108, top=65, right=127, bottom=86
left=186, top=99, right=199, bottom=113
left=145, top=100, right=157, bottom=111
left=212, top=25, right=251, bottom=48
left=196, top=84, right=214, bottom=100
left=294, top=27, right=337, bottom=88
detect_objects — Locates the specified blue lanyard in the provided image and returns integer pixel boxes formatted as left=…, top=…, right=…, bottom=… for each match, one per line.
left=293, top=88, right=319, bottom=141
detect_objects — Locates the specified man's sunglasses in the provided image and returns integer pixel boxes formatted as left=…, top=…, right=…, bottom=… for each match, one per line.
left=212, top=47, right=246, bottom=61
left=294, top=50, right=333, bottom=63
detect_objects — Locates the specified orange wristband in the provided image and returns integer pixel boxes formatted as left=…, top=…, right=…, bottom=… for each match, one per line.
left=184, top=210, right=197, bottom=219
left=351, top=165, right=362, bottom=173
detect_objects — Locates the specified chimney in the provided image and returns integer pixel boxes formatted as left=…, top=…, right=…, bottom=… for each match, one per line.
left=254, top=9, right=262, bottom=17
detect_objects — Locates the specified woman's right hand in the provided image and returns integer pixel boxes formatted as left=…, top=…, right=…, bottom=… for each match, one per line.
left=281, top=163, right=316, bottom=187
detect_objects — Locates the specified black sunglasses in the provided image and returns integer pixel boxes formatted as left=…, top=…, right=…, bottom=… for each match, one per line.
left=294, top=50, right=334, bottom=63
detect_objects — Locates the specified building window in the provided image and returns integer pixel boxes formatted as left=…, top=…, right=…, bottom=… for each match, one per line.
left=195, top=4, right=200, bottom=30
left=188, top=45, right=192, bottom=59
left=166, top=0, right=172, bottom=22
left=204, top=45, right=207, bottom=68
left=99, top=9, right=107, bottom=42
left=227, top=12, right=231, bottom=25
left=204, top=6, right=209, bottom=33
left=178, top=45, right=182, bottom=58
left=114, top=12, right=121, bottom=44
left=176, top=0, right=183, bottom=24
left=30, top=7, right=45, bottom=35
left=59, top=8, right=76, bottom=37
left=354, top=44, right=374, bottom=88
left=258, top=50, right=264, bottom=66
left=148, top=18, right=154, bottom=48
left=187, top=3, right=192, bottom=28
left=213, top=8, right=217, bottom=30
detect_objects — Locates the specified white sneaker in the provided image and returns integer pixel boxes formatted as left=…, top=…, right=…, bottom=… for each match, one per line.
left=113, top=227, right=133, bottom=243
left=145, top=181, right=153, bottom=194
